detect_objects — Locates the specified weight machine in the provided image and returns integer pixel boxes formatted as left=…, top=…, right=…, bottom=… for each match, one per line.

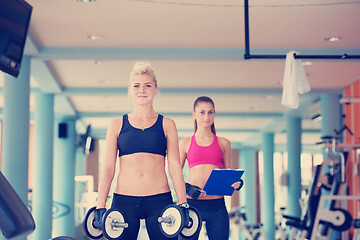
left=284, top=127, right=360, bottom=240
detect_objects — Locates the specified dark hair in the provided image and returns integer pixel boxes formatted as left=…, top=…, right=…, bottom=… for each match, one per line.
left=193, top=96, right=216, bottom=134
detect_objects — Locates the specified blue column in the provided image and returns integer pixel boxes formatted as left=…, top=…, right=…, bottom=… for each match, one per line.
left=320, top=94, right=342, bottom=240
left=1, top=57, right=30, bottom=240
left=286, top=117, right=302, bottom=217
left=261, top=132, right=275, bottom=240
left=31, top=92, right=54, bottom=240
left=52, top=119, right=77, bottom=238
left=321, top=94, right=342, bottom=166
left=240, top=147, right=257, bottom=224
left=321, top=94, right=342, bottom=148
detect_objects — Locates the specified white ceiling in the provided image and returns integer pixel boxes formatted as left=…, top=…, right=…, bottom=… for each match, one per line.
left=1, top=0, right=360, bottom=151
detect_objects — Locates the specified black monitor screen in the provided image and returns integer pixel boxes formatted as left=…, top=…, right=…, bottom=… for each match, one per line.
left=0, top=0, right=32, bottom=78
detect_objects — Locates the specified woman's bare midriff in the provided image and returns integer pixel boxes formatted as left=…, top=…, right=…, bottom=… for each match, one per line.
left=188, top=164, right=223, bottom=200
left=115, top=153, right=170, bottom=196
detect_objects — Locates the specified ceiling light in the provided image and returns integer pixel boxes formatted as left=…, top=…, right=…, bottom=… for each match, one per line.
left=85, top=35, right=104, bottom=40
left=94, top=60, right=103, bottom=64
left=311, top=113, right=322, bottom=123
left=99, top=80, right=111, bottom=85
left=77, top=0, right=96, bottom=2
left=302, top=61, right=312, bottom=66
left=248, top=106, right=259, bottom=111
left=264, top=95, right=274, bottom=99
left=322, top=36, right=341, bottom=42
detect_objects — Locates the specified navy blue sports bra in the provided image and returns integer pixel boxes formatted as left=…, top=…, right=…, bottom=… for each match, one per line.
left=117, top=114, right=167, bottom=157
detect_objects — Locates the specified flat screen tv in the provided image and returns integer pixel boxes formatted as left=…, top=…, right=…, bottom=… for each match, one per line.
left=0, top=0, right=32, bottom=78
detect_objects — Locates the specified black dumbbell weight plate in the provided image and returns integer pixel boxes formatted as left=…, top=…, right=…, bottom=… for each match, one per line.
left=83, top=207, right=103, bottom=239
left=159, top=204, right=185, bottom=238
left=102, top=209, right=127, bottom=240
left=180, top=206, right=202, bottom=238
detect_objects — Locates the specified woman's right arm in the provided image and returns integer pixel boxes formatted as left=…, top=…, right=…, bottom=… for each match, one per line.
left=96, top=118, right=121, bottom=208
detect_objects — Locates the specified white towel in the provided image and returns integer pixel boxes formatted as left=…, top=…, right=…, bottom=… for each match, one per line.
left=281, top=51, right=311, bottom=109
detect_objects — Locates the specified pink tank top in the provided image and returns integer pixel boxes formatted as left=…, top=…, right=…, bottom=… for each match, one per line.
left=187, top=134, right=223, bottom=169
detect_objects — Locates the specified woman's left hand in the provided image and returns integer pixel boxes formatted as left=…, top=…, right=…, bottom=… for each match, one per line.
left=231, top=179, right=244, bottom=191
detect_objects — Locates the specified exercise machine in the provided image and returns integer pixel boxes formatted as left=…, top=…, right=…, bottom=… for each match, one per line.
left=229, top=206, right=267, bottom=240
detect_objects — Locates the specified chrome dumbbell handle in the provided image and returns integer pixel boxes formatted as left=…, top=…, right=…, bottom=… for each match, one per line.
left=158, top=215, right=175, bottom=225
left=111, top=220, right=129, bottom=229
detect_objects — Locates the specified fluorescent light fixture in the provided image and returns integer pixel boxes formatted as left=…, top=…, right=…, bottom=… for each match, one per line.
left=311, top=113, right=322, bottom=123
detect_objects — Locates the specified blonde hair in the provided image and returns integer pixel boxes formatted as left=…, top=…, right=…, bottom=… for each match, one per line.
left=129, top=61, right=158, bottom=88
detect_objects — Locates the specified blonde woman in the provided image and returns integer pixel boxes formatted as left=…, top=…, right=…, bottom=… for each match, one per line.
left=94, top=62, right=188, bottom=240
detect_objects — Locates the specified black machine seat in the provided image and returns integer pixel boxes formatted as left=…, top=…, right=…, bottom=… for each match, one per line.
left=283, top=164, right=323, bottom=238
left=0, top=171, right=35, bottom=239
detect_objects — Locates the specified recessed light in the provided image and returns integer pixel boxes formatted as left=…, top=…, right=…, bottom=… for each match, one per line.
left=302, top=61, right=312, bottom=66
left=248, top=106, right=259, bottom=111
left=264, top=95, right=274, bottom=99
left=85, top=34, right=104, bottom=40
left=99, top=80, right=111, bottom=85
left=77, top=0, right=95, bottom=2
left=323, top=36, right=341, bottom=42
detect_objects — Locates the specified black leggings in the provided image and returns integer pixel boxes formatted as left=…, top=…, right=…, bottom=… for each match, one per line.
left=110, top=192, right=177, bottom=240
left=178, top=198, right=229, bottom=240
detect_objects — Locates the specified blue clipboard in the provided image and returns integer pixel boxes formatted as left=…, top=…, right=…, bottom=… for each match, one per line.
left=203, top=169, right=244, bottom=196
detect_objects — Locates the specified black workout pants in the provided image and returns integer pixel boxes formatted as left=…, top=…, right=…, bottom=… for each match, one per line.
left=110, top=192, right=177, bottom=240
left=178, top=198, right=229, bottom=240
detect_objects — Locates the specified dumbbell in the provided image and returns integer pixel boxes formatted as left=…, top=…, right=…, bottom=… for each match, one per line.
left=83, top=207, right=129, bottom=240
left=158, top=204, right=202, bottom=238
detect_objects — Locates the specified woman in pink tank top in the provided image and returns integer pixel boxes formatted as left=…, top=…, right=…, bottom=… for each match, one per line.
left=179, top=96, right=242, bottom=240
